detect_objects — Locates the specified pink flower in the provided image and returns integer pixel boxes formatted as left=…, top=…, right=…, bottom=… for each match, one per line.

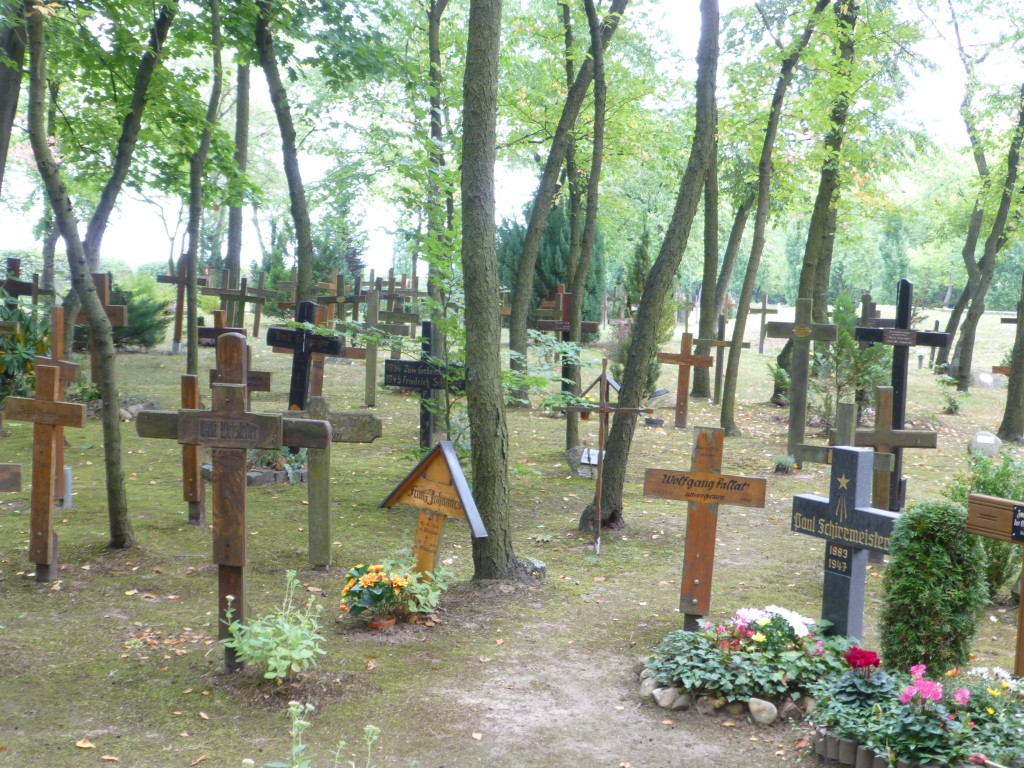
left=910, top=664, right=927, bottom=679
left=915, top=678, right=943, bottom=702
left=899, top=685, right=916, bottom=705
left=814, top=640, right=823, bottom=655
left=954, top=688, right=971, bottom=706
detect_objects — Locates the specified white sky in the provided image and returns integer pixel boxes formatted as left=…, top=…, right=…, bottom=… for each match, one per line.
left=0, top=1, right=975, bottom=275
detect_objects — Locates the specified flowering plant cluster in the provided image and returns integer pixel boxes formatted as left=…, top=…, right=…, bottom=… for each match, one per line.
left=844, top=646, right=880, bottom=670
left=339, top=563, right=411, bottom=619
left=645, top=606, right=849, bottom=702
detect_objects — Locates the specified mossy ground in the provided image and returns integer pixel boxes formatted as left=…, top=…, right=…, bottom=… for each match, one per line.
left=0, top=307, right=1019, bottom=767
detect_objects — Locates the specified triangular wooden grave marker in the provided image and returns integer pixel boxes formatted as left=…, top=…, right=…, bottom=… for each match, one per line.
left=378, top=441, right=487, bottom=575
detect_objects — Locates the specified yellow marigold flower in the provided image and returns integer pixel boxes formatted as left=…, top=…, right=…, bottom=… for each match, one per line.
left=945, top=668, right=960, bottom=676
left=988, top=688, right=1001, bottom=697
left=756, top=618, right=770, bottom=627
left=987, top=706, right=996, bottom=715
left=752, top=633, right=766, bottom=642
left=1001, top=680, right=1009, bottom=689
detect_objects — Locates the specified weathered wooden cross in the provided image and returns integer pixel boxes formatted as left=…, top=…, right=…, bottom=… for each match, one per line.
left=749, top=295, right=779, bottom=354
left=967, top=493, right=1024, bottom=676
left=156, top=256, right=208, bottom=353
left=656, top=333, right=713, bottom=429
left=34, top=306, right=80, bottom=509
left=643, top=427, right=767, bottom=630
left=695, top=314, right=750, bottom=405
left=766, top=298, right=837, bottom=464
left=136, top=333, right=332, bottom=670
left=795, top=401, right=894, bottom=474
left=791, top=447, right=898, bottom=639
left=1, top=257, right=39, bottom=310
left=209, top=340, right=271, bottom=411
left=198, top=308, right=247, bottom=347
left=4, top=364, right=87, bottom=582
left=854, top=279, right=948, bottom=508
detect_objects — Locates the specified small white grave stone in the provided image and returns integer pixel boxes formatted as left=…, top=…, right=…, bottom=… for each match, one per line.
left=968, top=431, right=1002, bottom=458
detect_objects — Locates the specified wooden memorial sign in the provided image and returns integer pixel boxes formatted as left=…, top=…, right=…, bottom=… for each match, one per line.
left=156, top=255, right=208, bottom=353
left=266, top=301, right=344, bottom=414
left=766, top=298, right=837, bottom=464
left=5, top=365, right=87, bottom=581
left=136, top=333, right=331, bottom=671
left=850, top=386, right=938, bottom=511
left=379, top=441, right=487, bottom=575
left=656, top=333, right=713, bottom=429
left=749, top=295, right=779, bottom=354
left=791, top=447, right=898, bottom=638
left=695, top=314, right=750, bottom=405
left=643, top=427, right=767, bottom=630
left=855, top=279, right=949, bottom=506
left=967, top=493, right=1024, bottom=676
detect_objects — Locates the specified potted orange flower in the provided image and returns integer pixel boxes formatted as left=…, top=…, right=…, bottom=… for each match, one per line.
left=338, top=563, right=410, bottom=629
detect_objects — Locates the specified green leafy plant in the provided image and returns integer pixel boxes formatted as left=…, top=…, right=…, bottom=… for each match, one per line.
left=944, top=453, right=1024, bottom=599
left=767, top=362, right=790, bottom=406
left=772, top=455, right=796, bottom=474
left=937, top=373, right=970, bottom=415
left=879, top=500, right=987, bottom=674
left=262, top=701, right=381, bottom=768
left=222, top=571, right=326, bottom=682
left=248, top=447, right=308, bottom=482
left=645, top=606, right=849, bottom=702
left=0, top=290, right=50, bottom=403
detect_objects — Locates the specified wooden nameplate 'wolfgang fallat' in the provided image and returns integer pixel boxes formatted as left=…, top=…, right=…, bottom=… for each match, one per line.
left=967, top=494, right=1024, bottom=676
left=643, top=427, right=766, bottom=630
left=378, top=441, right=487, bottom=575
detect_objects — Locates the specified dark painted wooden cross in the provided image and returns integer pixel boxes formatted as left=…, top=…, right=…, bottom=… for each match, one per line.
left=156, top=256, right=208, bottom=353
left=854, top=279, right=948, bottom=508
left=643, top=426, right=767, bottom=630
left=1, top=257, right=39, bottom=310
left=696, top=314, right=750, bottom=405
left=792, top=446, right=898, bottom=639
left=656, top=333, right=713, bottom=428
left=967, top=493, right=1024, bottom=675
left=34, top=306, right=80, bottom=509
left=136, top=333, right=331, bottom=670
left=266, top=301, right=344, bottom=413
left=5, top=364, right=87, bottom=582
left=749, top=295, right=779, bottom=354
left=766, top=298, right=837, bottom=464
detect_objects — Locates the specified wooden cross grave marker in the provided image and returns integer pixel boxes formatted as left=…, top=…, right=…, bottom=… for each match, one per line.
left=75, top=272, right=128, bottom=382
left=795, top=401, right=894, bottom=474
left=994, top=302, right=1021, bottom=375
left=749, top=295, right=779, bottom=354
left=967, top=493, right=1024, bottom=676
left=1, top=257, right=40, bottom=310
left=643, top=427, right=767, bottom=630
left=266, top=301, right=345, bottom=415
left=854, top=279, right=948, bottom=508
left=379, top=441, right=487, bottom=575
left=849, top=385, right=938, bottom=511
left=230, top=273, right=277, bottom=335
left=4, top=365, right=87, bottom=582
left=198, top=308, right=247, bottom=347
left=656, top=333, right=712, bottom=429
left=695, top=314, right=750, bottom=405
left=791, top=447, right=898, bottom=639
left=201, top=269, right=241, bottom=320
left=156, top=255, right=208, bottom=353
left=209, top=339, right=271, bottom=410
left=136, top=333, right=332, bottom=670
left=765, top=298, right=837, bottom=464
left=561, top=359, right=652, bottom=553
left=535, top=288, right=601, bottom=404
left=34, top=306, right=80, bottom=509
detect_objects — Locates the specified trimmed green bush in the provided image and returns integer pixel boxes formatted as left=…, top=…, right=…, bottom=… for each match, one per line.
left=879, top=500, right=987, bottom=674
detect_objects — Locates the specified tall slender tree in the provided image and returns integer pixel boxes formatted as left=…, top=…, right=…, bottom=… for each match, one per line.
left=0, top=0, right=26, bottom=197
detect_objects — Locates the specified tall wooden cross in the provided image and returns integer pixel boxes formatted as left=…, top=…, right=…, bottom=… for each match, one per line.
left=656, top=333, right=713, bottom=429
left=695, top=314, right=750, bottom=405
left=75, top=273, right=128, bottom=384
left=536, top=288, right=601, bottom=403
left=643, top=427, right=767, bottom=630
left=766, top=298, right=837, bottom=464
left=34, top=306, right=80, bottom=509
left=156, top=256, right=208, bottom=353
left=561, top=359, right=652, bottom=553
left=854, top=279, right=948, bottom=506
left=209, top=340, right=270, bottom=410
left=4, top=365, right=87, bottom=582
left=967, top=494, right=1024, bottom=676
left=749, top=295, right=779, bottom=354
left=201, top=269, right=241, bottom=318
left=266, top=301, right=345, bottom=414
left=230, top=274, right=277, bottom=334
left=136, top=333, right=332, bottom=670
left=792, top=447, right=898, bottom=639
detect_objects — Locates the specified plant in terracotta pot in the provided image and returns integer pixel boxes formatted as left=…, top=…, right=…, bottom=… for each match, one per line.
left=339, top=557, right=451, bottom=628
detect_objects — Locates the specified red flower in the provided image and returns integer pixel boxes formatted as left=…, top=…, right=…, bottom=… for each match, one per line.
left=843, top=646, right=880, bottom=669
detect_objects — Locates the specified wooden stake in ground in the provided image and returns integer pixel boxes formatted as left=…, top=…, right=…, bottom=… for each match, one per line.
left=136, top=333, right=331, bottom=671
left=792, top=447, right=898, bottom=639
left=4, top=365, right=86, bottom=582
left=379, top=441, right=488, bottom=574
left=656, top=333, right=712, bottom=429
left=156, top=256, right=208, bottom=353
left=765, top=298, right=836, bottom=464
left=967, top=494, right=1024, bottom=676
left=34, top=306, right=79, bottom=509
left=643, top=427, right=767, bottom=630
left=749, top=295, right=778, bottom=354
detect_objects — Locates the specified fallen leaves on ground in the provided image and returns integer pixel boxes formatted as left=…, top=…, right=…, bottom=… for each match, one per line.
left=75, top=738, right=95, bottom=749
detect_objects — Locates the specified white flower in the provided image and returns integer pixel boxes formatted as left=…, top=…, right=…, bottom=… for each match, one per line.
left=764, top=605, right=813, bottom=637
left=734, top=607, right=770, bottom=625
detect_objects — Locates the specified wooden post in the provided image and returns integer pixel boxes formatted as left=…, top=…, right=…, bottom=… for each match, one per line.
left=35, top=307, right=80, bottom=509
left=748, top=295, right=779, bottom=354
left=694, top=315, right=749, bottom=406
left=656, top=333, right=713, bottom=428
left=306, top=396, right=332, bottom=569
left=967, top=494, right=1024, bottom=676
left=643, top=427, right=767, bottom=630
left=181, top=374, right=206, bottom=525
left=765, top=298, right=837, bottom=464
left=365, top=290, right=380, bottom=408
left=4, top=365, right=87, bottom=581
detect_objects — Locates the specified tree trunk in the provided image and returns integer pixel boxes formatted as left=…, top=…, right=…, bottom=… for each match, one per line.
left=507, top=0, right=628, bottom=404
left=0, top=0, right=26, bottom=197
left=998, top=299, right=1024, bottom=441
left=461, top=0, right=516, bottom=580
left=580, top=0, right=717, bottom=529
left=425, top=0, right=450, bottom=324
left=709, top=189, right=753, bottom=339
left=692, top=139, right=719, bottom=399
left=27, top=2, right=175, bottom=550
left=720, top=0, right=834, bottom=436
left=937, top=278, right=971, bottom=369
left=562, top=0, right=581, bottom=451
left=256, top=0, right=314, bottom=301
left=226, top=63, right=249, bottom=326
